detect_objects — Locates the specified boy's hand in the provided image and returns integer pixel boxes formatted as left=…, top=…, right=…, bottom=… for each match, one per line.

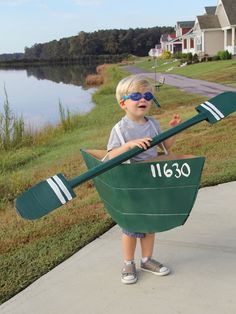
left=108, top=137, right=152, bottom=159
left=168, top=114, right=181, bottom=127
left=126, top=138, right=152, bottom=150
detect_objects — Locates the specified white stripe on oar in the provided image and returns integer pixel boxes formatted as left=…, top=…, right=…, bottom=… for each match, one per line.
left=52, top=175, right=73, bottom=201
left=47, top=178, right=66, bottom=204
left=200, top=103, right=221, bottom=121
left=205, top=101, right=225, bottom=119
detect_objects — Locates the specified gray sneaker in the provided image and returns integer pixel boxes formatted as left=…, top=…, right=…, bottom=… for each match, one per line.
left=121, top=262, right=138, bottom=284
left=140, top=258, right=170, bottom=276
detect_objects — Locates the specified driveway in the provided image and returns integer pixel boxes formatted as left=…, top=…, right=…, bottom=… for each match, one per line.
left=122, top=65, right=236, bottom=98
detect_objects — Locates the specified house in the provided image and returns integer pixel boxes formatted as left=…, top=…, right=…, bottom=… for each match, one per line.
left=162, top=0, right=236, bottom=56
left=180, top=21, right=196, bottom=54
left=161, top=22, right=194, bottom=54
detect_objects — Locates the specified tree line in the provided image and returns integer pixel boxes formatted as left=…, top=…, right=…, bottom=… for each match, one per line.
left=0, top=26, right=174, bottom=62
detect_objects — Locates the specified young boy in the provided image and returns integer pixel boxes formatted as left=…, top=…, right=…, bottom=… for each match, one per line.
left=107, top=74, right=181, bottom=284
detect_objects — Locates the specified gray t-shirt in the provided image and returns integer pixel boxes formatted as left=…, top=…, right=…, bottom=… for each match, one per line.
left=107, top=115, right=162, bottom=162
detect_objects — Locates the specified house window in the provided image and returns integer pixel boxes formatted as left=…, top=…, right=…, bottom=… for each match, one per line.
left=184, top=39, right=187, bottom=49
left=196, top=36, right=202, bottom=51
left=190, top=38, right=194, bottom=49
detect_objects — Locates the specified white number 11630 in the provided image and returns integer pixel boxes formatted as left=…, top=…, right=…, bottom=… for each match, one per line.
left=150, top=162, right=191, bottom=178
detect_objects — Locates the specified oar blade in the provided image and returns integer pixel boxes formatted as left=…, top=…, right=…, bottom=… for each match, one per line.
left=16, top=173, right=76, bottom=220
left=196, top=91, right=236, bottom=124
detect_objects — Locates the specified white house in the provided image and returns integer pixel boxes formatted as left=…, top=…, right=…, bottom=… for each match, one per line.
left=162, top=0, right=236, bottom=56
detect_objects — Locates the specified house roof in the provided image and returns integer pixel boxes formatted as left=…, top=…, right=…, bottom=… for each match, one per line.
left=169, top=33, right=176, bottom=39
left=204, top=6, right=216, bottom=15
left=176, top=21, right=195, bottom=28
left=182, top=29, right=194, bottom=38
left=168, top=36, right=182, bottom=44
left=221, top=0, right=236, bottom=25
left=161, top=33, right=178, bottom=43
left=197, top=15, right=221, bottom=29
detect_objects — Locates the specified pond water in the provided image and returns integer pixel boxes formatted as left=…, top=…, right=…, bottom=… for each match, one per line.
left=0, top=64, right=97, bottom=129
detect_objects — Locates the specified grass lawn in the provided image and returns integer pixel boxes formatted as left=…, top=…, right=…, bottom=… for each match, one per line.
left=0, top=63, right=236, bottom=303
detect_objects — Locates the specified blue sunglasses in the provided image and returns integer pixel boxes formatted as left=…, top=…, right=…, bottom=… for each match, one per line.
left=122, top=92, right=161, bottom=107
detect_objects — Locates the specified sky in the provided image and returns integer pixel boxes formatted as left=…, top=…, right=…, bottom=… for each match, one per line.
left=0, top=0, right=216, bottom=54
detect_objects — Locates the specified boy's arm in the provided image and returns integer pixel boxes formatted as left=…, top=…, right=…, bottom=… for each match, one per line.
left=108, top=138, right=152, bottom=159
left=161, top=114, right=181, bottom=152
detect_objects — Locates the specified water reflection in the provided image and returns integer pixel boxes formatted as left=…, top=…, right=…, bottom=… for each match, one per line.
left=26, top=63, right=96, bottom=87
left=0, top=64, right=97, bottom=129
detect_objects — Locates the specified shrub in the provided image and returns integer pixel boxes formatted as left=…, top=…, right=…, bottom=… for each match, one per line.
left=85, top=74, right=104, bottom=86
left=173, top=52, right=185, bottom=59
left=212, top=55, right=220, bottom=61
left=193, top=53, right=199, bottom=63
left=217, top=50, right=232, bottom=60
left=125, top=54, right=137, bottom=61
left=85, top=63, right=108, bottom=86
left=186, top=52, right=193, bottom=62
left=161, top=50, right=171, bottom=59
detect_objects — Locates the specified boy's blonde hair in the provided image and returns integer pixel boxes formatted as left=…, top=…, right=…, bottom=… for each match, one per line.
left=116, top=74, right=154, bottom=103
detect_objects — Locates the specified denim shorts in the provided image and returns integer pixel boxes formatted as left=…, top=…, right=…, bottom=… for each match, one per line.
left=122, top=229, right=146, bottom=238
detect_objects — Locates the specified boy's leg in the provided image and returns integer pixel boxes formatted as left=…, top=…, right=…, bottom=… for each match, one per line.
left=122, top=233, right=137, bottom=261
left=121, top=233, right=137, bottom=284
left=140, top=233, right=155, bottom=258
left=140, top=233, right=170, bottom=276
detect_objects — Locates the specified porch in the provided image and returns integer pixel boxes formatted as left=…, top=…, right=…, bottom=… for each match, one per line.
left=224, top=27, right=236, bottom=55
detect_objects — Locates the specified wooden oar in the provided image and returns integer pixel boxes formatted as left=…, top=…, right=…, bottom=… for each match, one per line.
left=16, top=91, right=236, bottom=220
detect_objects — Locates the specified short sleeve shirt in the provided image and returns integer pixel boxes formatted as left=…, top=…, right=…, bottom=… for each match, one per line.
left=107, top=115, right=162, bottom=162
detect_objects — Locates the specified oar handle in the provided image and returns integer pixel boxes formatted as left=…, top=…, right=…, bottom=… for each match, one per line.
left=69, top=112, right=206, bottom=188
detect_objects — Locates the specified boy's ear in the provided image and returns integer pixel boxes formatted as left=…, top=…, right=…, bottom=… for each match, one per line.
left=119, top=99, right=126, bottom=109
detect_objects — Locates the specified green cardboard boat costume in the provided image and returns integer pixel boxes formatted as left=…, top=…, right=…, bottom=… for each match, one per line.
left=81, top=150, right=205, bottom=232
left=15, top=92, right=236, bottom=233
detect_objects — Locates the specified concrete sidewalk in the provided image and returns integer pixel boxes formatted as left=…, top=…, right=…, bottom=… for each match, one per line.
left=1, top=182, right=236, bottom=314
left=122, top=65, right=236, bottom=98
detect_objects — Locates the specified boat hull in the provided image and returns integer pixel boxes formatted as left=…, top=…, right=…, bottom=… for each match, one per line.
left=81, top=150, right=205, bottom=233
